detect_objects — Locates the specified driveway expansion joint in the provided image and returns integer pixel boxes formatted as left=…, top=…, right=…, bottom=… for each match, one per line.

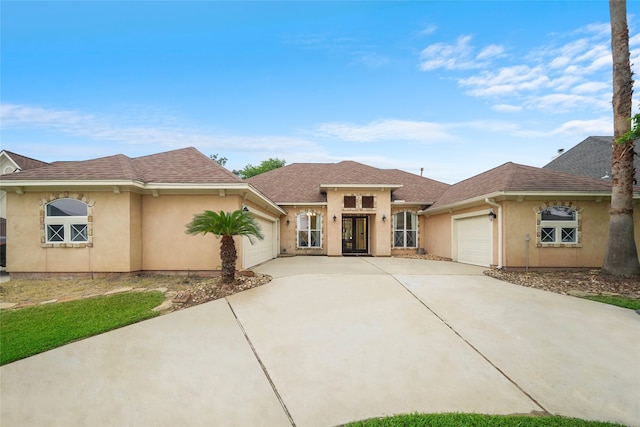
left=226, top=298, right=297, bottom=427
left=394, top=277, right=551, bottom=416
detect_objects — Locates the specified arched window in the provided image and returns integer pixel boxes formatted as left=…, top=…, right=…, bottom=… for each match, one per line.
left=393, top=211, right=417, bottom=248
left=540, top=206, right=577, bottom=244
left=297, top=212, right=322, bottom=248
left=45, top=199, right=89, bottom=243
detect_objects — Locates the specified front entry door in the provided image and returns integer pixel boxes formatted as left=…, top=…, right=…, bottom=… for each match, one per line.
left=342, top=216, right=368, bottom=254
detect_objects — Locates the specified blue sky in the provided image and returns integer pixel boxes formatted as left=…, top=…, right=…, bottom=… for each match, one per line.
left=2, top=1, right=639, bottom=184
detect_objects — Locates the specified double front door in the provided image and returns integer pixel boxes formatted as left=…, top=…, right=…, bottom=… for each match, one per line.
left=342, top=216, right=368, bottom=254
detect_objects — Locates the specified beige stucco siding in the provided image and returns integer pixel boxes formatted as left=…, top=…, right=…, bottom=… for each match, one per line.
left=6, top=191, right=135, bottom=273
left=140, top=194, right=242, bottom=271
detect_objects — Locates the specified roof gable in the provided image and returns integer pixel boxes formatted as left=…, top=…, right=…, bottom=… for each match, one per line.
left=0, top=150, right=49, bottom=173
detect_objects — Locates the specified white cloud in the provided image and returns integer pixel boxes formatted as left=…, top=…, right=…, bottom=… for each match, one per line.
left=476, top=44, right=505, bottom=60
left=552, top=117, right=612, bottom=135
left=315, top=119, right=455, bottom=142
left=0, top=103, right=319, bottom=153
left=418, top=25, right=438, bottom=36
left=492, top=104, right=523, bottom=113
left=420, top=21, right=625, bottom=115
left=419, top=35, right=480, bottom=71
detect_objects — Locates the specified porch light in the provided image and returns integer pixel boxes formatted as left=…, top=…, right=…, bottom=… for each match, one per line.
left=382, top=214, right=387, bottom=222
left=488, top=210, right=497, bottom=220
left=333, top=215, right=337, bottom=222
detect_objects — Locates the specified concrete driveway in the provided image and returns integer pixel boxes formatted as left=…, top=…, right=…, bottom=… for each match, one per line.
left=1, top=257, right=638, bottom=427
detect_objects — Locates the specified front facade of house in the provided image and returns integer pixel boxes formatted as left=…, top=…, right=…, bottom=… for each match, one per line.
left=1, top=145, right=639, bottom=276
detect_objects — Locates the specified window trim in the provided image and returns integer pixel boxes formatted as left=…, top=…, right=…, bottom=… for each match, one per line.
left=393, top=211, right=418, bottom=249
left=40, top=195, right=95, bottom=248
left=297, top=212, right=322, bottom=248
left=536, top=203, right=581, bottom=248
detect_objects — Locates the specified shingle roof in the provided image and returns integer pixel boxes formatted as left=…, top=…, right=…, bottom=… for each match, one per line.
left=543, top=136, right=640, bottom=181
left=1, top=150, right=49, bottom=171
left=429, top=162, right=615, bottom=209
left=0, top=147, right=242, bottom=184
left=247, top=160, right=450, bottom=204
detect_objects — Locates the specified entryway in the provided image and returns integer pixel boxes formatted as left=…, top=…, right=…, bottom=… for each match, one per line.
left=342, top=216, right=368, bottom=254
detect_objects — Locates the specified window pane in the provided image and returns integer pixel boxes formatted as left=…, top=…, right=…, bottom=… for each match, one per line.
left=406, top=231, right=417, bottom=248
left=344, top=196, right=356, bottom=208
left=394, top=231, right=404, bottom=247
left=298, top=231, right=309, bottom=247
left=71, top=224, right=88, bottom=242
left=310, top=214, right=321, bottom=229
left=298, top=214, right=309, bottom=230
left=541, top=228, right=555, bottom=243
left=406, top=213, right=415, bottom=230
left=394, top=213, right=404, bottom=231
left=47, top=199, right=87, bottom=217
left=47, top=224, right=64, bottom=242
left=541, top=206, right=576, bottom=221
left=310, top=231, right=321, bottom=247
left=561, top=228, right=576, bottom=243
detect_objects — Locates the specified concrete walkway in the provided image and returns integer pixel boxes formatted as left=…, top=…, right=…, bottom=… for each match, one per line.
left=1, top=257, right=638, bottom=427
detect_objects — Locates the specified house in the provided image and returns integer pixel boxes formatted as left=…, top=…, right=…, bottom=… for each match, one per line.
left=0, top=147, right=284, bottom=277
left=247, top=161, right=450, bottom=257
left=543, top=136, right=640, bottom=182
left=420, top=162, right=639, bottom=269
left=1, top=145, right=639, bottom=276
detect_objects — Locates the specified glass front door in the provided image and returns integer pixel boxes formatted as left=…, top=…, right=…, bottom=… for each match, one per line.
left=342, top=216, right=368, bottom=254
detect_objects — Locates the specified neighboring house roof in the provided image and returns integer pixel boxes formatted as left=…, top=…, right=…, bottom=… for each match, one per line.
left=543, top=136, right=640, bottom=181
left=0, top=147, right=241, bottom=184
left=247, top=160, right=450, bottom=204
left=0, top=150, right=49, bottom=172
left=428, top=162, right=619, bottom=211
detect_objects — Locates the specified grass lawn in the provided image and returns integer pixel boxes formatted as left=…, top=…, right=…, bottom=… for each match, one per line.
left=583, top=295, right=640, bottom=310
left=341, top=413, right=626, bottom=427
left=0, top=291, right=165, bottom=365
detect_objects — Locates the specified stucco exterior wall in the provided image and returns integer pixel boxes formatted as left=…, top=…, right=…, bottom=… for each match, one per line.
left=6, top=191, right=135, bottom=273
left=140, top=194, right=241, bottom=271
left=279, top=205, right=328, bottom=256
left=424, top=198, right=640, bottom=269
left=504, top=199, right=640, bottom=268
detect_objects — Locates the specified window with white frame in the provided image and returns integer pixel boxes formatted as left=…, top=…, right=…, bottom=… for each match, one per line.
left=393, top=211, right=417, bottom=248
left=45, top=199, right=89, bottom=243
left=297, top=212, right=322, bottom=248
left=540, top=206, right=577, bottom=244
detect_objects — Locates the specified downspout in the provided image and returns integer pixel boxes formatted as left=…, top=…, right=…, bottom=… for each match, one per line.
left=485, top=198, right=503, bottom=269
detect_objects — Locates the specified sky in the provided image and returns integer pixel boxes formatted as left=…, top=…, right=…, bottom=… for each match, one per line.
left=2, top=1, right=640, bottom=184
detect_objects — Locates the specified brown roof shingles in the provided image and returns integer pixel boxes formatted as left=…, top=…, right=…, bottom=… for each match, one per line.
left=247, top=160, right=450, bottom=204
left=1, top=151, right=49, bottom=171
left=0, top=147, right=242, bottom=184
left=430, top=162, right=615, bottom=209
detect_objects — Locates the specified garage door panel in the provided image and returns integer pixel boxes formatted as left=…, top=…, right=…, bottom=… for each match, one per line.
left=456, top=216, right=491, bottom=267
left=243, top=218, right=275, bottom=268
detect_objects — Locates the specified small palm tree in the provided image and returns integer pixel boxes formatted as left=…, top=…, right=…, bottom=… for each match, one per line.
left=185, top=209, right=264, bottom=284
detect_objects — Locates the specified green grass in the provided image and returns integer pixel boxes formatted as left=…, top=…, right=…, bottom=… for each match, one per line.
left=341, top=413, right=626, bottom=427
left=0, top=291, right=165, bottom=365
left=583, top=295, right=640, bottom=310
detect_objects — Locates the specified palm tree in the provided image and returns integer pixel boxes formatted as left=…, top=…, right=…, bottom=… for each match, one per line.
left=185, top=209, right=264, bottom=284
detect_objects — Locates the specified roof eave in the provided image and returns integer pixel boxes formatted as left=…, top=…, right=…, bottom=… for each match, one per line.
left=420, top=190, right=626, bottom=216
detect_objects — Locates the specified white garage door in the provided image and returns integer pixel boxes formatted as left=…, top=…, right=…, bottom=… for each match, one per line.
left=243, top=217, right=276, bottom=268
left=456, top=215, right=491, bottom=267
